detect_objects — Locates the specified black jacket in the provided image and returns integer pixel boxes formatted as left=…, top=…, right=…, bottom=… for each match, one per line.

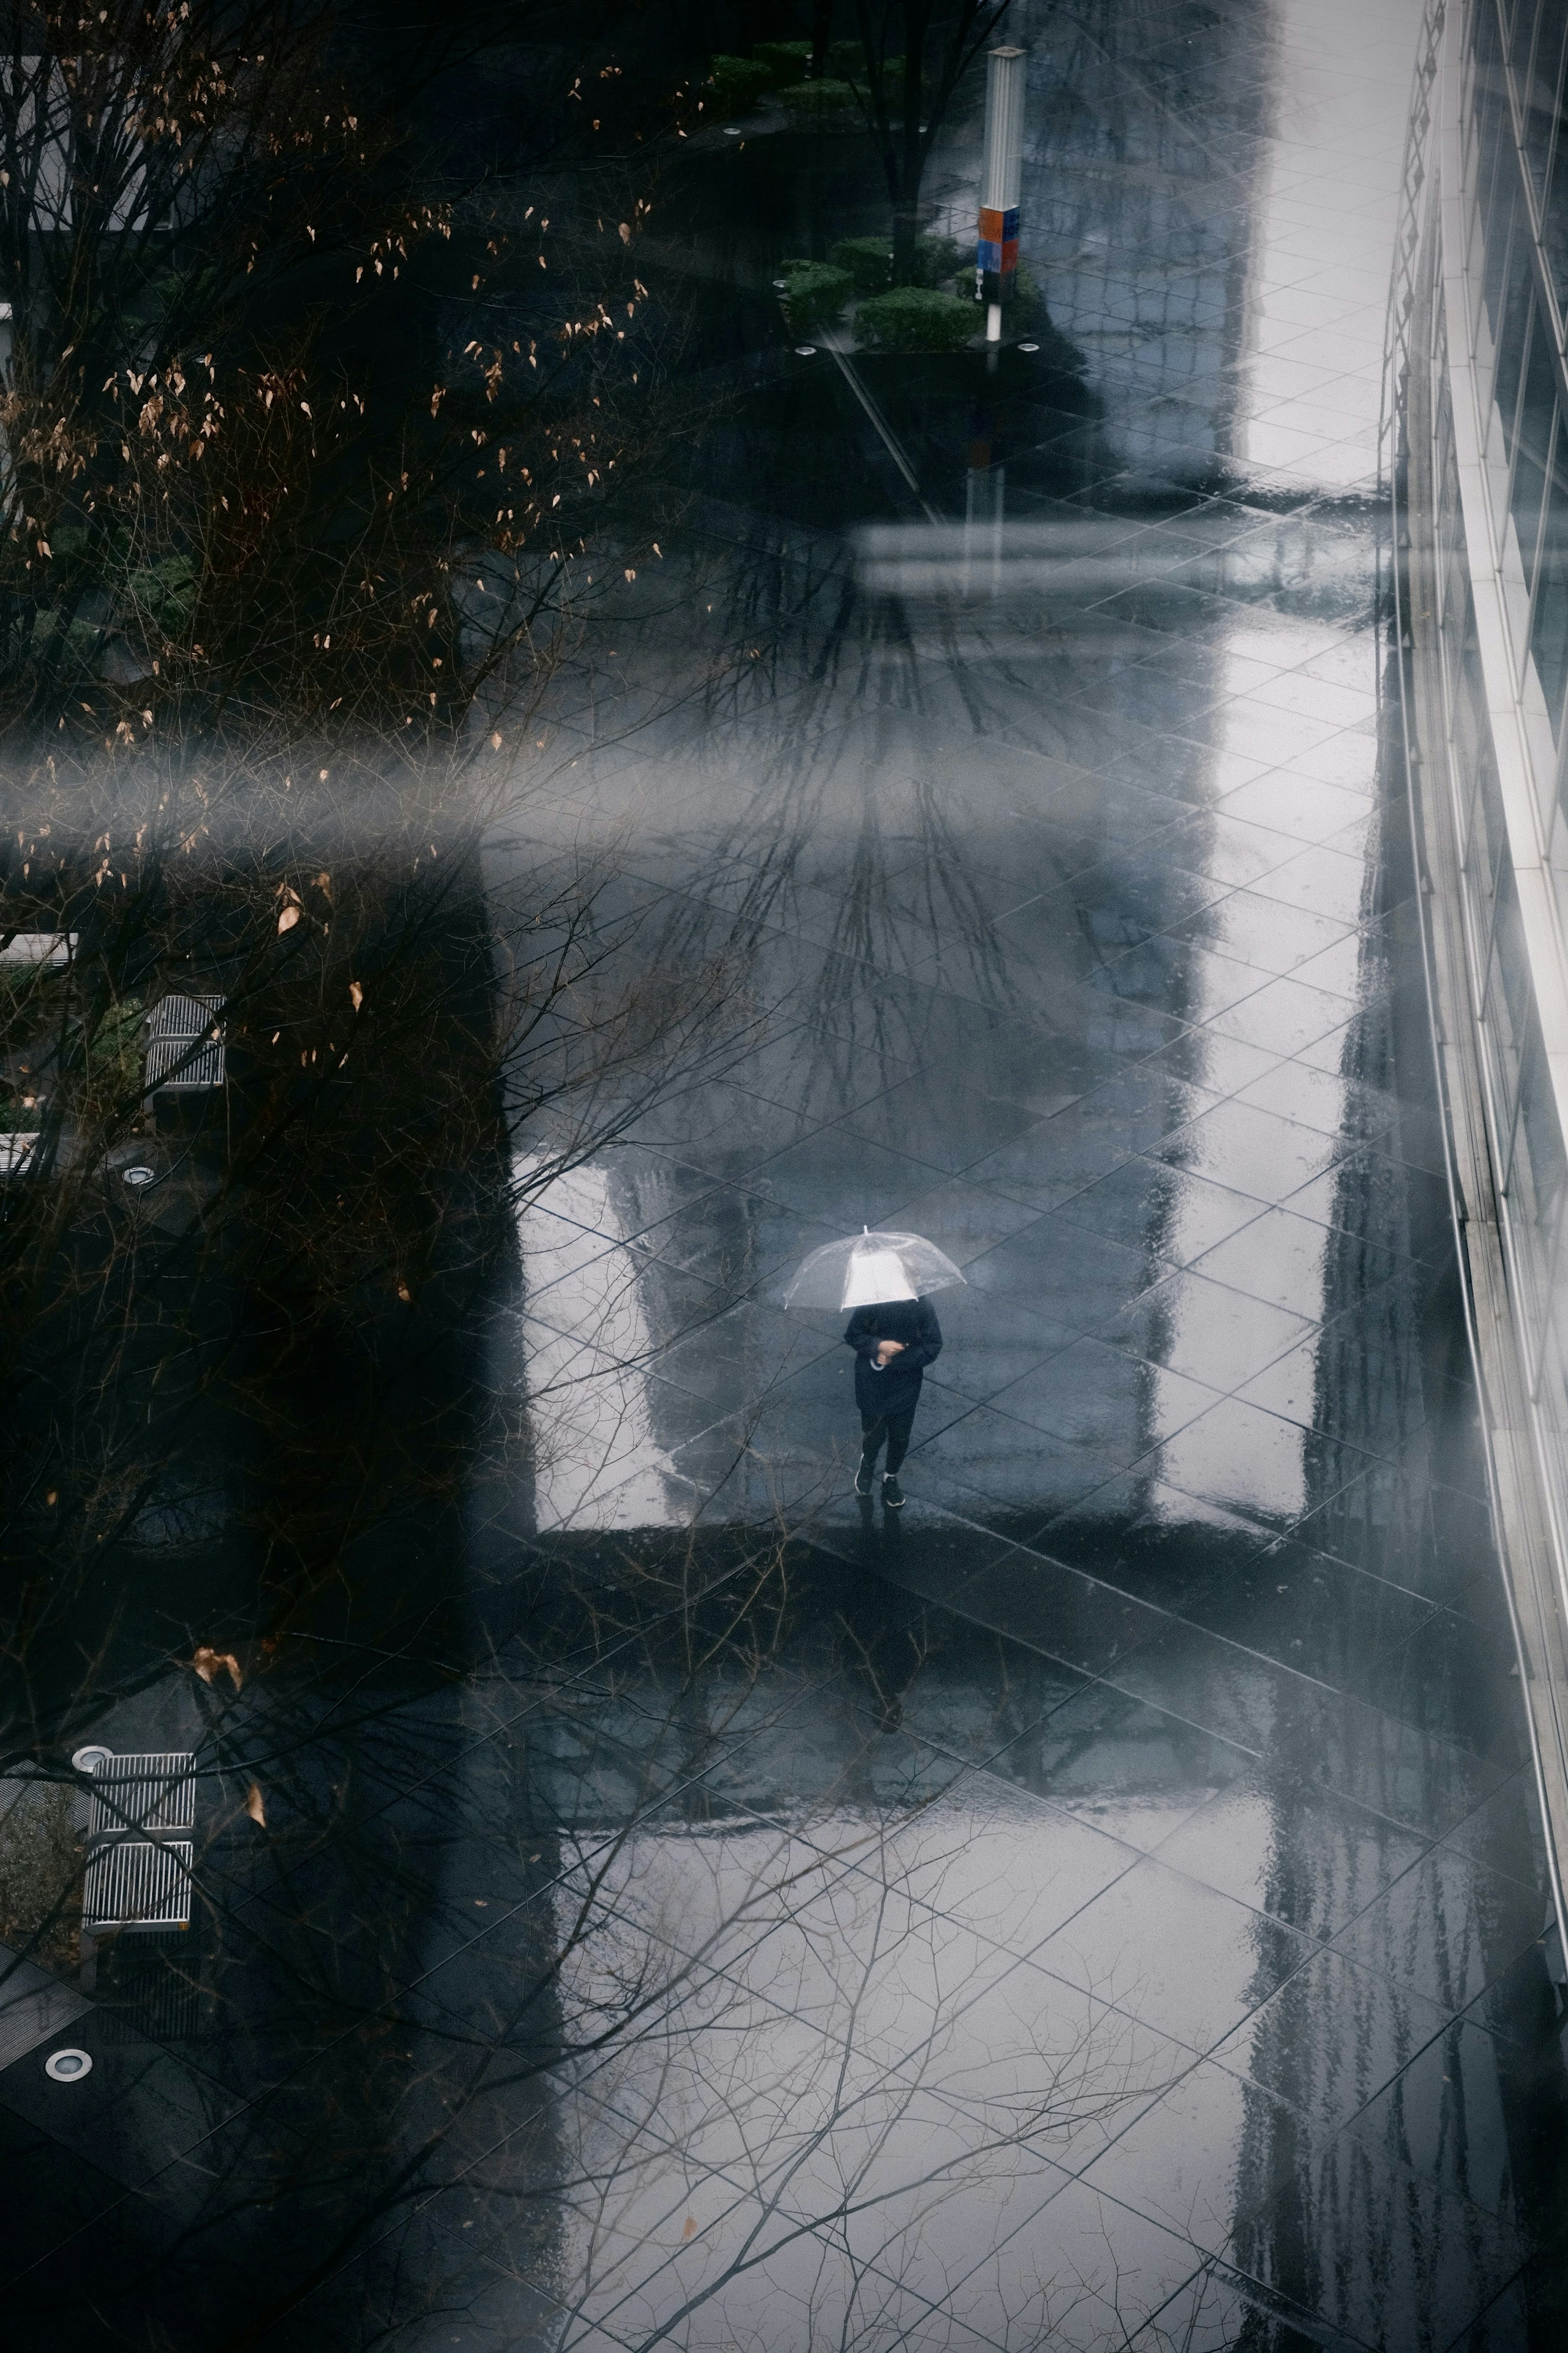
left=845, top=1297, right=943, bottom=1418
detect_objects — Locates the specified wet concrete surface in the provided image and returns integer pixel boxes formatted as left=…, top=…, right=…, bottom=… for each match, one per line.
left=478, top=0, right=1568, bottom=2344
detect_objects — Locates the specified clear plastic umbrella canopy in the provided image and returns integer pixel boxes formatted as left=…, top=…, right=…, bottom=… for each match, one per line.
left=783, top=1228, right=968, bottom=1312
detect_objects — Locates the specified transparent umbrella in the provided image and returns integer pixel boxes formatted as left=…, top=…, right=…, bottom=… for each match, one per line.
left=783, top=1227, right=968, bottom=1312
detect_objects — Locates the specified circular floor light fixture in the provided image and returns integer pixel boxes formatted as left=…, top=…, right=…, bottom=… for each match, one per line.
left=773, top=278, right=788, bottom=290
left=121, top=1164, right=157, bottom=1187
left=1018, top=341, right=1040, bottom=352
left=71, top=1745, right=111, bottom=1774
left=45, top=2048, right=93, bottom=2083
left=795, top=345, right=817, bottom=357
left=723, top=127, right=741, bottom=136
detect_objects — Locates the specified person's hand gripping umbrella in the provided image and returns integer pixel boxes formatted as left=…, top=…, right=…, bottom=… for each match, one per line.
left=785, top=1229, right=966, bottom=1507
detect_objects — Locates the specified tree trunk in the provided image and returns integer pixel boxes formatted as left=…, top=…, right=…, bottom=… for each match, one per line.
left=891, top=204, right=921, bottom=286
left=890, top=45, right=926, bottom=284
left=810, top=0, right=833, bottom=78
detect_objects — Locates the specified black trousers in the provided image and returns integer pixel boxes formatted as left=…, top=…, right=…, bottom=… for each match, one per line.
left=860, top=1407, right=915, bottom=1474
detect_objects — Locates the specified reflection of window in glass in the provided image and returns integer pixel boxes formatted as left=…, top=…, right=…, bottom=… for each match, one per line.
left=1471, top=739, right=1510, bottom=936
left=1481, top=143, right=1521, bottom=393
left=1523, top=0, right=1568, bottom=207
left=1532, top=415, right=1568, bottom=736
left=1542, top=74, right=1568, bottom=312
left=1510, top=1014, right=1568, bottom=1316
left=1510, top=0, right=1542, bottom=89
left=1512, top=317, right=1557, bottom=588
left=1535, top=1218, right=1568, bottom=1490
left=1487, top=846, right=1530, bottom=1108
left=1472, top=0, right=1503, bottom=100
left=1494, top=229, right=1537, bottom=453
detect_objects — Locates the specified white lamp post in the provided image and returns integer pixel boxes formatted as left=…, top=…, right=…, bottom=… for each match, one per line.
left=976, top=47, right=1027, bottom=344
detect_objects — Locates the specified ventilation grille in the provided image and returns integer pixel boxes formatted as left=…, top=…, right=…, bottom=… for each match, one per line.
left=145, top=994, right=225, bottom=1089
left=84, top=1841, right=193, bottom=1931
left=89, top=1752, right=196, bottom=1836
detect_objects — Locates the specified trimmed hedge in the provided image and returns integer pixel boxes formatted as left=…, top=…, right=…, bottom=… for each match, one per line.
left=705, top=55, right=772, bottom=115
left=778, top=77, right=856, bottom=123
left=830, top=236, right=893, bottom=293
left=780, top=262, right=852, bottom=330
left=856, top=286, right=979, bottom=352
left=827, top=234, right=964, bottom=295
left=753, top=40, right=812, bottom=85
left=914, top=234, right=964, bottom=289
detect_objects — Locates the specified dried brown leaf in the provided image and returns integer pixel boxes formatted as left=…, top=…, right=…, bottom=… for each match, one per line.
left=192, top=1645, right=243, bottom=1690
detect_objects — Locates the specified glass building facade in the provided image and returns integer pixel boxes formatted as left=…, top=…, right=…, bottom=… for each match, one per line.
left=1403, top=0, right=1568, bottom=1911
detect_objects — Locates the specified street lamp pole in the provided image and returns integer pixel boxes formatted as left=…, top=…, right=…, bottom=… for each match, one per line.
left=976, top=46, right=1026, bottom=346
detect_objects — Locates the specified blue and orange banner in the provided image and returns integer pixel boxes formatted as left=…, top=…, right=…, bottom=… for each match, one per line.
left=977, top=205, right=1019, bottom=279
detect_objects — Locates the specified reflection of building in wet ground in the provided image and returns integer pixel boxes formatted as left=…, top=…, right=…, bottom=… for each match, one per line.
left=483, top=0, right=1568, bottom=2344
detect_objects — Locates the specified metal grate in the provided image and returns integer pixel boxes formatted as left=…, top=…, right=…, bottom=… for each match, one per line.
left=83, top=1841, right=193, bottom=1931
left=97, top=1939, right=202, bottom=2045
left=89, top=1751, right=195, bottom=1836
left=145, top=993, right=226, bottom=1090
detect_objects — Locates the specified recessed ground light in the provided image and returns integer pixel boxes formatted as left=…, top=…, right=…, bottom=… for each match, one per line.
left=72, top=1746, right=111, bottom=1773
left=795, top=345, right=817, bottom=356
left=121, top=1164, right=156, bottom=1187
left=723, top=126, right=741, bottom=136
left=45, top=2048, right=92, bottom=2083
left=773, top=278, right=788, bottom=289
left=1018, top=341, right=1040, bottom=352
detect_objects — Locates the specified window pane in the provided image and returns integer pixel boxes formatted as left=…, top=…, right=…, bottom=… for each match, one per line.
left=1523, top=0, right=1568, bottom=203
left=1509, top=0, right=1539, bottom=86
left=1513, top=1008, right=1568, bottom=1277
left=1544, top=119, right=1568, bottom=310
left=1512, top=312, right=1557, bottom=583
left=1479, top=81, right=1519, bottom=342
left=1495, top=234, right=1537, bottom=451
left=1490, top=845, right=1533, bottom=1065
left=1533, top=414, right=1568, bottom=735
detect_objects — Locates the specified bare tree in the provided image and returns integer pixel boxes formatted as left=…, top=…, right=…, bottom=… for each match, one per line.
left=3, top=1491, right=1196, bottom=2348
left=852, top=0, right=1016, bottom=284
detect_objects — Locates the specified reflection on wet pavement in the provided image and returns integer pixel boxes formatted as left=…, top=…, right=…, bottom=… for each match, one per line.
left=471, top=1, right=1568, bottom=2345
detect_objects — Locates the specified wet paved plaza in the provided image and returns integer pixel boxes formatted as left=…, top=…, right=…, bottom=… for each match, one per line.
left=490, top=0, right=1568, bottom=2344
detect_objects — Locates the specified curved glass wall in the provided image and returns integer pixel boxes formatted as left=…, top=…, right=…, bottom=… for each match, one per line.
left=1403, top=0, right=1568, bottom=1890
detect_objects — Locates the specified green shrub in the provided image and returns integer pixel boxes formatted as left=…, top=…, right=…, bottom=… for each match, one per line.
left=778, top=78, right=856, bottom=124
left=856, top=285, right=979, bottom=352
left=829, top=39, right=867, bottom=76
left=830, top=235, right=893, bottom=293
left=780, top=262, right=853, bottom=331
left=753, top=40, right=812, bottom=86
left=705, top=55, right=772, bottom=115
left=914, top=234, right=964, bottom=288
left=837, top=52, right=906, bottom=103
left=1009, top=259, right=1049, bottom=328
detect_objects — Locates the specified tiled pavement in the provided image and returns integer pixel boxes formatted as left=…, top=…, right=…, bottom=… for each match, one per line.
left=487, top=0, right=1568, bottom=2345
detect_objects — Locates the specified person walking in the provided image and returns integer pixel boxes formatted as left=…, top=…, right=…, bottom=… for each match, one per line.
left=845, top=1267, right=943, bottom=1508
